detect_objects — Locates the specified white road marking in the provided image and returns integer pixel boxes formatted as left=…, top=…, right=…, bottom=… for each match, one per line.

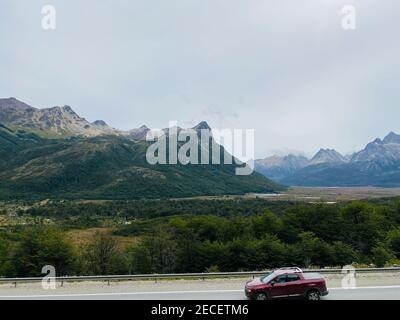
left=330, top=285, right=400, bottom=290
left=0, top=289, right=243, bottom=298
left=0, top=285, right=400, bottom=298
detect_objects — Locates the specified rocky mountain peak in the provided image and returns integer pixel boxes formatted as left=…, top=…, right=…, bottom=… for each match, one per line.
left=92, top=120, right=108, bottom=127
left=61, top=105, right=75, bottom=113
left=383, top=131, right=400, bottom=144
left=309, top=148, right=348, bottom=166
left=193, top=121, right=211, bottom=131
left=0, top=97, right=34, bottom=111
left=128, top=125, right=151, bottom=140
left=254, top=154, right=310, bottom=182
left=0, top=98, right=103, bottom=137
left=256, top=154, right=309, bottom=169
left=351, top=132, right=400, bottom=164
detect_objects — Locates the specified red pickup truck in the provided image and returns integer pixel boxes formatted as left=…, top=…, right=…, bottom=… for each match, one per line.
left=245, top=268, right=329, bottom=300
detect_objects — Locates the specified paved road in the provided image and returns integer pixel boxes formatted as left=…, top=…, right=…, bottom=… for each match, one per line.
left=1, top=286, right=400, bottom=300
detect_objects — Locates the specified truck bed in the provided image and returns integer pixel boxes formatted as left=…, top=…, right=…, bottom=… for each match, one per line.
left=302, top=272, right=324, bottom=280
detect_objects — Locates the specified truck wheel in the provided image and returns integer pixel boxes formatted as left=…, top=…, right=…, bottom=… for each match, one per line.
left=255, top=292, right=268, bottom=300
left=306, top=290, right=320, bottom=301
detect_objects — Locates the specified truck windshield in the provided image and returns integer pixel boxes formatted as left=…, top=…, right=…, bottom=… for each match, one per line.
left=260, top=272, right=276, bottom=283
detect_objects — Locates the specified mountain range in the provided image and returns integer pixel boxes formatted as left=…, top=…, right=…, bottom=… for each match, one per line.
left=0, top=98, right=281, bottom=200
left=5, top=97, right=400, bottom=193
left=0, top=97, right=141, bottom=138
left=255, top=132, right=400, bottom=187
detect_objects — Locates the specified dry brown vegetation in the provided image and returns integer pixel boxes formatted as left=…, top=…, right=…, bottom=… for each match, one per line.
left=66, top=228, right=140, bottom=249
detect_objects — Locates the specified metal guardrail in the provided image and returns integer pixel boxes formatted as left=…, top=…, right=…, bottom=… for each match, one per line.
left=1, top=267, right=400, bottom=286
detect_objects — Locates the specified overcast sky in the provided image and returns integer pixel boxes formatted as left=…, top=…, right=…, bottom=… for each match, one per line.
left=1, top=0, right=399, bottom=158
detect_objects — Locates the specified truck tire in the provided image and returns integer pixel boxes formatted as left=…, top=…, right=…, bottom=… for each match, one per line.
left=255, top=292, right=268, bottom=300
left=306, top=290, right=321, bottom=301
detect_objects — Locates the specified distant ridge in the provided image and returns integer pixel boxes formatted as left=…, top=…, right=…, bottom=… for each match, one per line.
left=255, top=131, right=400, bottom=187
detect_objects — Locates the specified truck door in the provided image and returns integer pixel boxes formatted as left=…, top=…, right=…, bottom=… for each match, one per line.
left=269, top=274, right=290, bottom=298
left=285, top=274, right=303, bottom=296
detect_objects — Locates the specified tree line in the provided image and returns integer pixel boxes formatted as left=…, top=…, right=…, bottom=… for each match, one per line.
left=1, top=200, right=400, bottom=277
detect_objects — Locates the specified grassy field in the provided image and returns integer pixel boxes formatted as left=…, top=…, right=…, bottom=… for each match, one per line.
left=168, top=187, right=400, bottom=203
left=248, top=187, right=400, bottom=203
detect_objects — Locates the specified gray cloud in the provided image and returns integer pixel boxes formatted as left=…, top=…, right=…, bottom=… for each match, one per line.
left=1, top=0, right=399, bottom=158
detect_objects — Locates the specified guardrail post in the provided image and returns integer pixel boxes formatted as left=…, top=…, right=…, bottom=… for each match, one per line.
left=14, top=282, right=17, bottom=288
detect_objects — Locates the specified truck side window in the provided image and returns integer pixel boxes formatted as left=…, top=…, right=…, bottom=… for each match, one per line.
left=286, top=275, right=300, bottom=282
left=274, top=275, right=288, bottom=283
